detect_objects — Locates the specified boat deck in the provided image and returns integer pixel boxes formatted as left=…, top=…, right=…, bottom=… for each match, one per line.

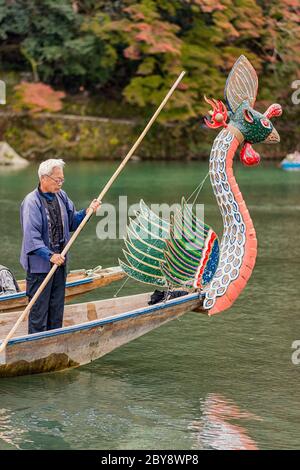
left=0, top=292, right=153, bottom=341
left=0, top=291, right=204, bottom=377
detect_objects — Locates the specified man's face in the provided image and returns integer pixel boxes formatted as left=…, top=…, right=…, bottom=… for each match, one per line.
left=41, top=167, right=64, bottom=193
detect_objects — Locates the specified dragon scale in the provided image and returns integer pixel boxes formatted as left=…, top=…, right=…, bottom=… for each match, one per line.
left=203, top=127, right=257, bottom=314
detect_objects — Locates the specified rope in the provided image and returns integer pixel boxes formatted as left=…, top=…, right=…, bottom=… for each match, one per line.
left=85, top=265, right=102, bottom=277
left=186, top=172, right=210, bottom=207
left=113, top=276, right=130, bottom=298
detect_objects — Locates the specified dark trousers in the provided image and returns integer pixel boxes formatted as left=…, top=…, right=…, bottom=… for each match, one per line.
left=26, top=266, right=67, bottom=334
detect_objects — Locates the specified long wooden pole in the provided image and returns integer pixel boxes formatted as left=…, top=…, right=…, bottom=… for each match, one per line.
left=0, top=71, right=185, bottom=354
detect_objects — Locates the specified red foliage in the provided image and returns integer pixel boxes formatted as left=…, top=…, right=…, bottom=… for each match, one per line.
left=124, top=6, right=146, bottom=21
left=14, top=82, right=65, bottom=113
left=133, top=21, right=181, bottom=55
left=124, top=45, right=141, bottom=60
left=109, top=5, right=182, bottom=61
left=192, top=0, right=225, bottom=13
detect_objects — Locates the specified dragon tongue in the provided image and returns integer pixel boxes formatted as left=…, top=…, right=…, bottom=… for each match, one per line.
left=240, top=142, right=261, bottom=166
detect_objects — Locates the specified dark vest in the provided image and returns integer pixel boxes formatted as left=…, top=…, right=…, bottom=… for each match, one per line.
left=40, top=194, right=65, bottom=253
left=0, top=265, right=20, bottom=294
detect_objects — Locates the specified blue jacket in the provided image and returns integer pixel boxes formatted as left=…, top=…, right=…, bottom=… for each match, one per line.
left=20, top=189, right=86, bottom=273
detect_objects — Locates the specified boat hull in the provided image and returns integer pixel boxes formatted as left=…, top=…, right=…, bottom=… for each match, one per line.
left=0, top=292, right=204, bottom=378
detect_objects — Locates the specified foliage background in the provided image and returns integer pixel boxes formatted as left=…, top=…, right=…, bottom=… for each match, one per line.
left=0, top=0, right=299, bottom=159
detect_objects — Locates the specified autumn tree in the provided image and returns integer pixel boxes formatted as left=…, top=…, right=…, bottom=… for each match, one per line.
left=13, top=82, right=65, bottom=113
left=0, top=0, right=299, bottom=125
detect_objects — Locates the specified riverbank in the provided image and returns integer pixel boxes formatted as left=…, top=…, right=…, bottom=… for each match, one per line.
left=0, top=109, right=289, bottom=161
left=0, top=72, right=295, bottom=162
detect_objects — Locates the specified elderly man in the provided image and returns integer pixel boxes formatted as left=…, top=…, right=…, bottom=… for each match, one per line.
left=20, top=159, right=100, bottom=334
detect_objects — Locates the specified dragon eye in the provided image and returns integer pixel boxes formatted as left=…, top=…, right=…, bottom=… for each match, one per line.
left=261, top=118, right=272, bottom=129
left=243, top=109, right=254, bottom=123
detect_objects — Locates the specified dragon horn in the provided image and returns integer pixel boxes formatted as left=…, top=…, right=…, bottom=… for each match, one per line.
left=264, top=103, right=283, bottom=119
left=203, top=95, right=228, bottom=129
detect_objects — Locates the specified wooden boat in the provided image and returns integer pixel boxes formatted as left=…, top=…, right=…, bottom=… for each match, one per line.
left=0, top=56, right=282, bottom=379
left=280, top=151, right=300, bottom=171
left=0, top=266, right=125, bottom=313
left=0, top=291, right=204, bottom=377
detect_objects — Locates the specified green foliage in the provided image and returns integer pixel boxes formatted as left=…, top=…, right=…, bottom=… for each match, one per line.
left=0, top=0, right=299, bottom=127
left=80, top=0, right=300, bottom=122
left=0, top=0, right=113, bottom=88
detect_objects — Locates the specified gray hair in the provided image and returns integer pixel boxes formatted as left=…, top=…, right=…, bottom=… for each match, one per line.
left=38, top=159, right=65, bottom=179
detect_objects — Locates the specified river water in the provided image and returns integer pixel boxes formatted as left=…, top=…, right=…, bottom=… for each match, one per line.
left=0, top=160, right=299, bottom=450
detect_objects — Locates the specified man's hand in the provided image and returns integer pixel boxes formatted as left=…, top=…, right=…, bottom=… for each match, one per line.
left=50, top=254, right=65, bottom=266
left=88, top=199, right=101, bottom=214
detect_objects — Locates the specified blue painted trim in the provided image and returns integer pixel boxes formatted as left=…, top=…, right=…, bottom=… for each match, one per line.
left=281, top=162, right=300, bottom=171
left=65, top=277, right=93, bottom=288
left=4, top=292, right=204, bottom=347
left=0, top=277, right=94, bottom=303
left=0, top=292, right=26, bottom=301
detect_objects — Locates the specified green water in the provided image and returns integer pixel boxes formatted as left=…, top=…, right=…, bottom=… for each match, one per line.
left=0, top=160, right=300, bottom=450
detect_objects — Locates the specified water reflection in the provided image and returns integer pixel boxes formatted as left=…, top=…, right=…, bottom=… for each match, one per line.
left=0, top=367, right=137, bottom=450
left=0, top=370, right=264, bottom=450
left=0, top=408, right=29, bottom=449
left=0, top=161, right=300, bottom=449
left=190, top=394, right=261, bottom=450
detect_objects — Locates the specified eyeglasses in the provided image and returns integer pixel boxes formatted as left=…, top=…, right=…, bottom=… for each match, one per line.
left=46, top=175, right=65, bottom=185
